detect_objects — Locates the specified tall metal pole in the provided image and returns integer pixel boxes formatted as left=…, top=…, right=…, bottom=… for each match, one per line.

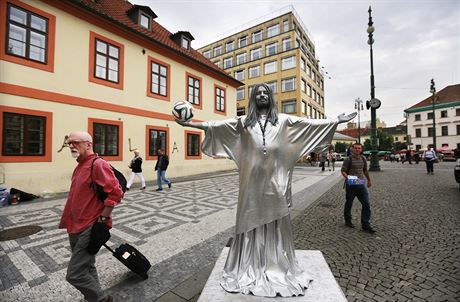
left=430, top=79, right=437, bottom=150
left=355, top=98, right=363, bottom=144
left=368, top=6, right=380, bottom=171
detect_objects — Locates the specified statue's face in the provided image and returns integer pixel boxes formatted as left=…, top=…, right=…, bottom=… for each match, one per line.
left=255, top=86, right=269, bottom=109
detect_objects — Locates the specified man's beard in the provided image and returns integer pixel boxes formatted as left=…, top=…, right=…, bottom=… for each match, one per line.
left=71, top=150, right=80, bottom=158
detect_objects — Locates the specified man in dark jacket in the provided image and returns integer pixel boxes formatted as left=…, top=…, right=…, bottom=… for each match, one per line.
left=155, top=148, right=171, bottom=191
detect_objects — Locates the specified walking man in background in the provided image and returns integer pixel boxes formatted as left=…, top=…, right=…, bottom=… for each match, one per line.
left=422, top=146, right=436, bottom=175
left=155, top=148, right=171, bottom=191
left=59, top=131, right=123, bottom=302
left=126, top=149, right=146, bottom=190
left=341, top=143, right=375, bottom=234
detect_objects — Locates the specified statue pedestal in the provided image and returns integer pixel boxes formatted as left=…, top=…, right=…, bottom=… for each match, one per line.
left=198, top=247, right=347, bottom=301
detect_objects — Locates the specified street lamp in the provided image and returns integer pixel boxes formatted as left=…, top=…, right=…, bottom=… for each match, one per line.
left=430, top=79, right=437, bottom=150
left=367, top=6, right=381, bottom=171
left=354, top=98, right=364, bottom=144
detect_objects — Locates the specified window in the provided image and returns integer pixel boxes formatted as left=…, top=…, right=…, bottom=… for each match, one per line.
left=308, top=105, right=313, bottom=118
left=301, top=79, right=306, bottom=92
left=312, top=71, right=316, bottom=82
left=415, top=128, right=421, bottom=137
left=441, top=126, right=448, bottom=136
left=317, top=92, right=321, bottom=103
left=237, top=107, right=245, bottom=116
left=302, top=100, right=307, bottom=115
left=307, top=84, right=312, bottom=97
left=250, top=48, right=262, bottom=61
left=90, top=119, right=122, bottom=161
left=185, top=131, right=201, bottom=158
left=428, top=127, right=434, bottom=137
left=281, top=77, right=296, bottom=92
left=281, top=56, right=296, bottom=70
left=148, top=56, right=169, bottom=100
left=236, top=53, right=246, bottom=65
left=320, top=96, right=324, bottom=107
left=266, top=81, right=277, bottom=93
left=223, top=57, right=233, bottom=69
left=89, top=32, right=124, bottom=89
left=416, top=144, right=421, bottom=150
left=203, top=50, right=211, bottom=59
left=213, top=60, right=221, bottom=68
left=214, top=45, right=222, bottom=57
left=312, top=89, right=317, bottom=101
left=313, top=108, right=317, bottom=119
left=301, top=57, right=306, bottom=71
left=2, top=112, right=44, bottom=156
left=215, top=85, right=226, bottom=114
left=237, top=88, right=245, bottom=100
left=427, top=112, right=433, bottom=120
left=283, top=20, right=289, bottom=32
left=225, top=41, right=234, bottom=53
left=187, top=73, right=201, bottom=106
left=282, top=38, right=291, bottom=51
left=395, top=137, right=399, bottom=141
left=252, top=30, right=262, bottom=43
left=248, top=65, right=260, bottom=78
left=267, top=24, right=279, bottom=38
left=282, top=100, right=296, bottom=113
left=414, top=114, right=421, bottom=121
left=264, top=61, right=277, bottom=74
left=140, top=13, right=150, bottom=29
left=441, top=110, right=447, bottom=118
left=146, top=126, right=168, bottom=159
left=307, top=65, right=312, bottom=77
left=457, top=108, right=460, bottom=116
left=266, top=42, right=277, bottom=56
left=181, top=37, right=190, bottom=49
left=457, top=124, right=460, bottom=135
left=234, top=69, right=244, bottom=81
left=238, top=36, right=247, bottom=48
left=3, top=2, right=56, bottom=72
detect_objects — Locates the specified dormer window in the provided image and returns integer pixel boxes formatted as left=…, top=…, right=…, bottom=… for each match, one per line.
left=170, top=31, right=195, bottom=50
left=182, top=37, right=190, bottom=49
left=139, top=13, right=150, bottom=29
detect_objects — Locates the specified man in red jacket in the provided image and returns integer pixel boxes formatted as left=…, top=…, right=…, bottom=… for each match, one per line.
left=59, top=131, right=123, bottom=302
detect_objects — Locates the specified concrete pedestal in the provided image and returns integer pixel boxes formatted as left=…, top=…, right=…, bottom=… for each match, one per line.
left=198, top=247, right=347, bottom=301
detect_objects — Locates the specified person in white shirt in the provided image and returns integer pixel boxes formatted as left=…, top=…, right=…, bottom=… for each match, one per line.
left=422, top=146, right=436, bottom=175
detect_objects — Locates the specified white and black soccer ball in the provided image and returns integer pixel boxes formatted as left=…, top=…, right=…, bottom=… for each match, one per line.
left=172, top=100, right=194, bottom=122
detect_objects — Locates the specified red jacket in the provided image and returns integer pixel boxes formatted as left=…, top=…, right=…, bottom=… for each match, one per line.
left=59, top=154, right=123, bottom=234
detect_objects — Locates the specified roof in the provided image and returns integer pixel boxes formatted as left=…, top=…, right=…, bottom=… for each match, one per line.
left=381, top=125, right=406, bottom=136
left=61, top=0, right=240, bottom=86
left=407, top=84, right=460, bottom=110
left=333, top=132, right=356, bottom=140
left=337, top=128, right=368, bottom=139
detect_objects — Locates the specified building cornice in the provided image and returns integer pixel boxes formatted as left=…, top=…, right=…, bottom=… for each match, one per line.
left=404, top=101, right=460, bottom=113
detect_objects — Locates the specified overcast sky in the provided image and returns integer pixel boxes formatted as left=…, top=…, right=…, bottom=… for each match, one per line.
left=137, top=0, right=459, bottom=127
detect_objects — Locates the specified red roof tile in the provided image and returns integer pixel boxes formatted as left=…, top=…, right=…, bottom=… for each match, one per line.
left=408, top=84, right=460, bottom=109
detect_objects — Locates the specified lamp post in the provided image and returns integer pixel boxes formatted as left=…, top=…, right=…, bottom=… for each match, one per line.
left=367, top=6, right=380, bottom=171
left=430, top=79, right=437, bottom=150
left=354, top=98, right=364, bottom=144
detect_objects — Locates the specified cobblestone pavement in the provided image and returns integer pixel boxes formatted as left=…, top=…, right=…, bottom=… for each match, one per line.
left=293, top=161, right=460, bottom=302
left=0, top=166, right=336, bottom=301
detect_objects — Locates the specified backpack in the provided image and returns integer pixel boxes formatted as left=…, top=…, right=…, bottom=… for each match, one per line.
left=90, top=156, right=127, bottom=202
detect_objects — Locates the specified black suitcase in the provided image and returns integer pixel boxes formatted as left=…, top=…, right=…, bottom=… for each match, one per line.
left=103, top=243, right=151, bottom=280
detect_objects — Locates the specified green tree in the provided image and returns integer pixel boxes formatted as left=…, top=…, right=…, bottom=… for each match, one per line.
left=363, top=139, right=371, bottom=151
left=378, top=130, right=393, bottom=150
left=393, top=142, right=407, bottom=151
left=334, top=142, right=348, bottom=153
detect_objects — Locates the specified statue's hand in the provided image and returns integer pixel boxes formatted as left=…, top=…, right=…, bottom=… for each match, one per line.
left=337, top=112, right=357, bottom=124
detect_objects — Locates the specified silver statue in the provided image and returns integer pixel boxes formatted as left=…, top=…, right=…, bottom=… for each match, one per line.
left=176, top=83, right=356, bottom=297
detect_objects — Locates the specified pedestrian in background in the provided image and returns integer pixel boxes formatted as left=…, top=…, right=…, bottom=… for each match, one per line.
left=126, top=149, right=146, bottom=190
left=60, top=131, right=123, bottom=302
left=422, top=146, right=436, bottom=175
left=328, top=149, right=336, bottom=171
left=320, top=152, right=327, bottom=172
left=414, top=151, right=420, bottom=164
left=341, top=142, right=375, bottom=234
left=155, top=148, right=171, bottom=191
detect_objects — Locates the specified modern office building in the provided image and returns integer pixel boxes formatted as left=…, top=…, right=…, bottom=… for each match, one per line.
left=0, top=0, right=241, bottom=195
left=197, top=7, right=326, bottom=119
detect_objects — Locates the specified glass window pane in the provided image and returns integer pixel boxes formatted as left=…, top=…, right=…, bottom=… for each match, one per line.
left=9, top=24, right=26, bottom=42
left=96, top=40, right=107, bottom=54
left=160, top=77, right=166, bottom=86
left=30, top=32, right=45, bottom=48
left=108, top=70, right=118, bottom=82
left=96, top=54, right=106, bottom=67
left=152, top=63, right=159, bottom=74
left=160, top=66, right=167, bottom=76
left=140, top=14, right=150, bottom=28
left=160, top=86, right=166, bottom=96
left=7, top=38, right=26, bottom=56
left=95, top=66, right=106, bottom=78
left=29, top=45, right=45, bottom=62
left=108, top=58, right=118, bottom=71
left=109, top=45, right=119, bottom=58
left=31, top=15, right=47, bottom=32
left=9, top=6, right=27, bottom=24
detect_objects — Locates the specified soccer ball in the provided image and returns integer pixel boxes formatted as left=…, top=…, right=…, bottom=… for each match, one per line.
left=172, top=100, right=194, bottom=122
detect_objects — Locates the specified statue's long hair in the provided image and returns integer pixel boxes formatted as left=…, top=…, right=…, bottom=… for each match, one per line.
left=244, top=83, right=278, bottom=128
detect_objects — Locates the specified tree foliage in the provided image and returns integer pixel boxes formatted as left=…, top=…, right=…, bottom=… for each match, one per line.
left=334, top=142, right=348, bottom=153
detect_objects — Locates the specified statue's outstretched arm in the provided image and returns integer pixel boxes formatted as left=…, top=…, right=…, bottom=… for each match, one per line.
left=175, top=119, right=209, bottom=131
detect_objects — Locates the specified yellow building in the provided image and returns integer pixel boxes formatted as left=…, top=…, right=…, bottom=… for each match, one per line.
left=197, top=8, right=326, bottom=119
left=0, top=0, right=241, bottom=195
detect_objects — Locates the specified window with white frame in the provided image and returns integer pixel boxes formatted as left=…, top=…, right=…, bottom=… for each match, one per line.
left=181, top=37, right=190, bottom=49
left=248, top=65, right=260, bottom=78
left=282, top=38, right=291, bottom=51
left=281, top=56, right=296, bottom=70
left=250, top=48, right=262, bottom=61
left=223, top=57, right=233, bottom=69
left=283, top=20, right=289, bottom=32
left=302, top=100, right=307, bottom=114
left=282, top=100, right=296, bottom=113
left=441, top=110, right=448, bottom=118
left=213, top=60, right=221, bottom=68
left=266, top=42, right=277, bottom=56
left=215, top=86, right=225, bottom=112
left=203, top=50, right=211, bottom=59
left=307, top=65, right=312, bottom=77
left=266, top=81, right=277, bottom=94
left=307, top=84, right=312, bottom=97
left=321, top=96, right=324, bottom=107
left=252, top=30, right=262, bottom=43
left=140, top=13, right=151, bottom=29
left=281, top=77, right=296, bottom=92
left=234, top=69, right=244, bottom=81
left=214, top=45, right=222, bottom=57
left=301, top=57, right=306, bottom=71
left=266, top=24, right=279, bottom=38
left=317, top=92, right=321, bottom=102
left=225, top=41, right=234, bottom=53
left=238, top=36, right=247, bottom=48
left=236, top=53, right=246, bottom=65
left=312, top=71, right=316, bottom=81
left=308, top=104, right=313, bottom=117
left=414, top=114, right=421, bottom=121
left=312, top=89, right=317, bottom=101
left=301, top=79, right=306, bottom=92
left=236, top=87, right=245, bottom=100
left=264, top=61, right=277, bottom=74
